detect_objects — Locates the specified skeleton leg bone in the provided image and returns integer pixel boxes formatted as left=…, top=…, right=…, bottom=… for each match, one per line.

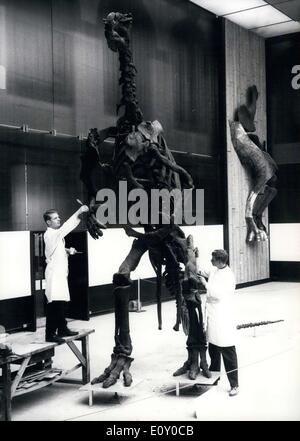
left=188, top=348, right=200, bottom=380
left=92, top=287, right=134, bottom=388
left=113, top=238, right=148, bottom=286
left=113, top=286, right=132, bottom=356
left=173, top=300, right=210, bottom=379
left=245, top=190, right=267, bottom=242
left=253, top=184, right=277, bottom=233
left=91, top=353, right=118, bottom=384
left=92, top=239, right=148, bottom=387
left=173, top=349, right=193, bottom=376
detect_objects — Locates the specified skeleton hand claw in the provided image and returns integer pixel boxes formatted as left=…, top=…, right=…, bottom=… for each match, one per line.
left=86, top=201, right=107, bottom=239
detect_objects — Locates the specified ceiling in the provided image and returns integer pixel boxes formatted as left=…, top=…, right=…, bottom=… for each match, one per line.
left=189, top=0, right=300, bottom=38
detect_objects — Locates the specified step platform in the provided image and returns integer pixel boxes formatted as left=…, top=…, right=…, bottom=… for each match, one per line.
left=79, top=378, right=144, bottom=406
left=156, top=371, right=220, bottom=397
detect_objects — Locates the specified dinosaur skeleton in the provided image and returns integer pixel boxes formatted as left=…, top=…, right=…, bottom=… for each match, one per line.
left=80, top=12, right=210, bottom=388
left=230, top=85, right=278, bottom=242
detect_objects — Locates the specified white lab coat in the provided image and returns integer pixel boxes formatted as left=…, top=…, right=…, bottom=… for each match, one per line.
left=203, top=265, right=237, bottom=347
left=44, top=212, right=81, bottom=303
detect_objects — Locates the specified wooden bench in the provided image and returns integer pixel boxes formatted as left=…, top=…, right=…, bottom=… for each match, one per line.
left=0, top=328, right=94, bottom=421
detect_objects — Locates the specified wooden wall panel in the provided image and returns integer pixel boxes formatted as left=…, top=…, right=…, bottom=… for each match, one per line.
left=225, top=20, right=269, bottom=284
left=0, top=0, right=222, bottom=152
left=0, top=0, right=53, bottom=130
left=0, top=0, right=224, bottom=231
left=51, top=0, right=113, bottom=135
left=0, top=128, right=85, bottom=232
left=51, top=0, right=222, bottom=156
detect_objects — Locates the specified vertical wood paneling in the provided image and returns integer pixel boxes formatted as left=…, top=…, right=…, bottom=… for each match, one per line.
left=225, top=20, right=269, bottom=284
left=0, top=0, right=53, bottom=130
left=51, top=0, right=222, bottom=156
left=0, top=129, right=85, bottom=232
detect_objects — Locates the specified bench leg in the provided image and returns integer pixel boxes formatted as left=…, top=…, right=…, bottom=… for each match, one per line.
left=81, top=335, right=90, bottom=384
left=1, top=364, right=12, bottom=421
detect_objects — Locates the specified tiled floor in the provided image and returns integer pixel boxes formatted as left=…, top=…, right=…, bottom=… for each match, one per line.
left=7, top=282, right=300, bottom=421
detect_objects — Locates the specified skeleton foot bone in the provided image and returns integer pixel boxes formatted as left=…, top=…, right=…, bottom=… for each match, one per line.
left=91, top=353, right=134, bottom=388
left=246, top=217, right=268, bottom=242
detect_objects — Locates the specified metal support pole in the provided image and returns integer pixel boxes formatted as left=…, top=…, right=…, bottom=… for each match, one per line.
left=137, top=278, right=141, bottom=312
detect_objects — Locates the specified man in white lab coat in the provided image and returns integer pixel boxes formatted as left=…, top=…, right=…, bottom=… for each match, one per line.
left=199, top=249, right=239, bottom=397
left=43, top=205, right=89, bottom=343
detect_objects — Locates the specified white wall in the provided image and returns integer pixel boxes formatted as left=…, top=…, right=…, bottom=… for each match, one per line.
left=0, top=231, right=31, bottom=299
left=270, top=223, right=300, bottom=262
left=88, top=225, right=224, bottom=287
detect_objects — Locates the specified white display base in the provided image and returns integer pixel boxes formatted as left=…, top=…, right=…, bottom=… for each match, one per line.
left=79, top=378, right=144, bottom=406
left=156, top=371, right=220, bottom=397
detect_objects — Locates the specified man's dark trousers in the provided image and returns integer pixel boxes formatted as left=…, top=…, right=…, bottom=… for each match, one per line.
left=208, top=342, right=238, bottom=388
left=46, top=301, right=68, bottom=336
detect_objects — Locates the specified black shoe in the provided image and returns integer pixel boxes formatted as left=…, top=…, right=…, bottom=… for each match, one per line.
left=46, top=334, right=65, bottom=343
left=57, top=328, right=79, bottom=337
